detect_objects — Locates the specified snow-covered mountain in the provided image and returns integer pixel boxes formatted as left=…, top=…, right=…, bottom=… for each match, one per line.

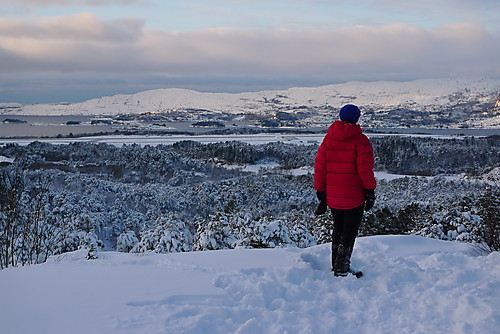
left=2, top=77, right=499, bottom=128
left=1, top=235, right=498, bottom=334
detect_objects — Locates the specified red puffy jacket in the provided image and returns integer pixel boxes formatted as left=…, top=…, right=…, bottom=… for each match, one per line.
left=314, top=120, right=376, bottom=209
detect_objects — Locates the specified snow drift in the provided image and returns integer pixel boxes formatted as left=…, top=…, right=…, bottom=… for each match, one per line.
left=0, top=235, right=498, bottom=334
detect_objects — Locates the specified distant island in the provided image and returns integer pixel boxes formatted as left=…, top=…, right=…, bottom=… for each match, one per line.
left=191, top=121, right=225, bottom=128
left=2, top=118, right=27, bottom=124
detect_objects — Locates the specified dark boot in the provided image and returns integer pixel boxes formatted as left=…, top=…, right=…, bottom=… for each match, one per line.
left=334, top=243, right=354, bottom=276
left=331, top=243, right=339, bottom=271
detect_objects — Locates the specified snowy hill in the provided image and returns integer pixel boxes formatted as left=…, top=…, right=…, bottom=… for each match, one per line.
left=1, top=235, right=498, bottom=334
left=2, top=77, right=499, bottom=128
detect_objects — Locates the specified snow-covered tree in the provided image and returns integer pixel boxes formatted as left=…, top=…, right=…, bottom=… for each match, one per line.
left=195, top=212, right=237, bottom=251
left=116, top=231, right=139, bottom=253
left=132, top=214, right=193, bottom=253
left=476, top=188, right=500, bottom=252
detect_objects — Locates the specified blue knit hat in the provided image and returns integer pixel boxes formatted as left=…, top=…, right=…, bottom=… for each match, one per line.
left=339, top=104, right=361, bottom=124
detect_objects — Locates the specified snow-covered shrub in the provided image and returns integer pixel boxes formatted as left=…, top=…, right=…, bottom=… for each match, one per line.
left=132, top=214, right=193, bottom=254
left=224, top=212, right=255, bottom=248
left=359, top=207, right=405, bottom=236
left=81, top=232, right=103, bottom=259
left=284, top=210, right=317, bottom=248
left=116, top=231, right=139, bottom=253
left=414, top=223, right=447, bottom=240
left=53, top=230, right=104, bottom=259
left=131, top=228, right=158, bottom=253
left=195, top=212, right=237, bottom=250
left=427, top=204, right=481, bottom=242
left=242, top=216, right=293, bottom=248
left=309, top=213, right=333, bottom=244
left=258, top=218, right=293, bottom=248
left=155, top=217, right=193, bottom=253
left=475, top=188, right=500, bottom=252
left=195, top=212, right=297, bottom=250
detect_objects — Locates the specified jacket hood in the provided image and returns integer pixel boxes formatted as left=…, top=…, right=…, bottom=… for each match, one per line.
left=328, top=120, right=362, bottom=141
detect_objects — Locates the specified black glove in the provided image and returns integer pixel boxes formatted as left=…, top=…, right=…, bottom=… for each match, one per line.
left=316, top=191, right=326, bottom=202
left=364, top=189, right=375, bottom=211
left=315, top=191, right=327, bottom=215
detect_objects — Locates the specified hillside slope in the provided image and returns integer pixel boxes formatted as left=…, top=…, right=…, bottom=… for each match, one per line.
left=0, top=235, right=498, bottom=334
left=3, top=77, right=498, bottom=129
left=1, top=77, right=496, bottom=114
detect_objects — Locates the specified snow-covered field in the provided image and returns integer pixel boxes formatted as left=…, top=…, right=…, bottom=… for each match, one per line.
left=0, top=235, right=498, bottom=334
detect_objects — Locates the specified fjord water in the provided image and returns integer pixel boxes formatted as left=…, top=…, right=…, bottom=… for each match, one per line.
left=2, top=115, right=499, bottom=139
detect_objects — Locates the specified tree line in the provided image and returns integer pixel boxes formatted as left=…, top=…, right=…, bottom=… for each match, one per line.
left=1, top=135, right=499, bottom=268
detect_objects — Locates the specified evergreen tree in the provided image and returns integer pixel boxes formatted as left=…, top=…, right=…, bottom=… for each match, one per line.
left=476, top=188, right=500, bottom=252
left=116, top=231, right=139, bottom=253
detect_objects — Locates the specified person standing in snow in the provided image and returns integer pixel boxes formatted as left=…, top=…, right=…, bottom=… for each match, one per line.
left=314, top=104, right=376, bottom=276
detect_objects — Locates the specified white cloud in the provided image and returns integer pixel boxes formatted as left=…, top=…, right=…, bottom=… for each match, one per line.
left=0, top=13, right=143, bottom=42
left=0, top=13, right=498, bottom=102
left=135, top=23, right=499, bottom=77
left=0, top=0, right=141, bottom=5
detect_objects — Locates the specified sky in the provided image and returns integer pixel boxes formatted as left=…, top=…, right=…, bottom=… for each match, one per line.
left=0, top=0, right=499, bottom=104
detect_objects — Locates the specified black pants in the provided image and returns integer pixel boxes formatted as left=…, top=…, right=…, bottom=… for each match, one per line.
left=331, top=204, right=364, bottom=273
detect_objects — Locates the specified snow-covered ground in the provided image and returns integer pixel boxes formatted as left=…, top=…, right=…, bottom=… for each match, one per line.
left=0, top=131, right=475, bottom=148
left=374, top=171, right=461, bottom=182
left=0, top=235, right=497, bottom=334
left=241, top=165, right=463, bottom=182
left=0, top=133, right=323, bottom=147
left=0, top=155, right=15, bottom=164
